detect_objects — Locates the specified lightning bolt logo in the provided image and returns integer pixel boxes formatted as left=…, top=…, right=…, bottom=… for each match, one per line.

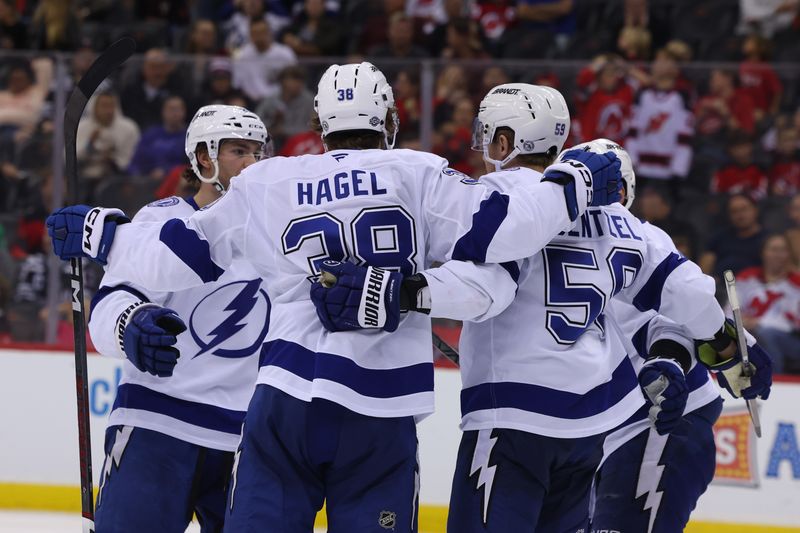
left=635, top=428, right=669, bottom=533
left=469, top=429, right=499, bottom=524
left=97, top=426, right=133, bottom=506
left=190, top=279, right=270, bottom=359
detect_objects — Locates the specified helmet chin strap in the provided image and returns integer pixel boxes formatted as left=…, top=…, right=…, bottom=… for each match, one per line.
left=198, top=160, right=226, bottom=195
left=482, top=146, right=520, bottom=172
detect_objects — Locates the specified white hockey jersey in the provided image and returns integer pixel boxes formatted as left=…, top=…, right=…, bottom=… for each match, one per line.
left=103, top=149, right=592, bottom=420
left=454, top=183, right=723, bottom=437
left=89, top=197, right=266, bottom=451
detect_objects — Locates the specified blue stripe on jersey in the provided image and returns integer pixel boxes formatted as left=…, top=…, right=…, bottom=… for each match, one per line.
left=89, top=284, right=150, bottom=321
left=159, top=219, right=225, bottom=283
left=631, top=322, right=649, bottom=358
left=113, top=383, right=245, bottom=435
left=460, top=355, right=638, bottom=420
left=183, top=196, right=200, bottom=211
left=632, top=253, right=688, bottom=313
left=259, top=339, right=434, bottom=399
left=500, top=261, right=521, bottom=284
left=451, top=191, right=510, bottom=262
left=686, top=362, right=711, bottom=391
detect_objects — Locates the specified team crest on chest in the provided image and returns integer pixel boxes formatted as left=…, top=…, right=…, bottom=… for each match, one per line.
left=189, top=279, right=270, bottom=358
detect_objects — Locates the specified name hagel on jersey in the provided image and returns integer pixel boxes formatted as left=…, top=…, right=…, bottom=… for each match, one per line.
left=102, top=148, right=591, bottom=420
left=89, top=197, right=267, bottom=451
left=458, top=171, right=722, bottom=438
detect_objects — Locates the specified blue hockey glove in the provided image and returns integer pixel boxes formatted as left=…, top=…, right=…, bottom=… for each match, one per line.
left=698, top=319, right=773, bottom=400
left=638, top=358, right=689, bottom=435
left=116, top=304, right=186, bottom=377
left=310, top=260, right=403, bottom=333
left=46, top=205, right=130, bottom=265
left=560, top=149, right=623, bottom=207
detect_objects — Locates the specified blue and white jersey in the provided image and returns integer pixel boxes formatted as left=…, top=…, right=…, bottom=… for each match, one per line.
left=89, top=196, right=267, bottom=452
left=457, top=179, right=724, bottom=437
left=103, top=149, right=593, bottom=420
left=601, top=300, right=721, bottom=462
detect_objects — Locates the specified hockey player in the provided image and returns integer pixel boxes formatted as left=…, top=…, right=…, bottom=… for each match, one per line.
left=46, top=65, right=622, bottom=532
left=88, top=105, right=272, bottom=533
left=309, top=96, right=770, bottom=532
left=575, top=139, right=773, bottom=533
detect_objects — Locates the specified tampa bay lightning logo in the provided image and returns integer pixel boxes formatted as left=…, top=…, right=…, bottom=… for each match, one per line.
left=189, top=279, right=270, bottom=358
left=147, top=196, right=180, bottom=207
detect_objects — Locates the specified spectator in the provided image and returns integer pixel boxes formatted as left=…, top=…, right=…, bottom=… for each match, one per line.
left=434, top=95, right=478, bottom=176
left=473, top=0, right=516, bottom=55
left=711, top=132, right=768, bottom=199
left=392, top=70, right=422, bottom=145
left=737, top=234, right=800, bottom=373
left=739, top=33, right=783, bottom=121
left=769, top=125, right=800, bottom=195
left=512, top=0, right=577, bottom=57
left=421, top=0, right=470, bottom=55
left=281, top=0, right=345, bottom=57
left=479, top=66, right=511, bottom=100
left=368, top=12, right=428, bottom=59
left=29, top=0, right=81, bottom=51
left=233, top=18, right=297, bottom=102
left=349, top=0, right=405, bottom=55
left=199, top=57, right=247, bottom=108
left=255, top=65, right=314, bottom=149
left=625, top=48, right=694, bottom=200
left=441, top=16, right=489, bottom=59
left=738, top=0, right=797, bottom=38
left=278, top=130, right=325, bottom=156
left=785, top=193, right=800, bottom=262
left=224, top=0, right=291, bottom=53
left=0, top=0, right=27, bottom=50
left=624, top=0, right=648, bottom=27
left=700, top=193, right=767, bottom=278
left=0, top=57, right=52, bottom=161
left=120, top=48, right=194, bottom=132
left=616, top=25, right=651, bottom=62
left=694, top=68, right=757, bottom=139
left=636, top=187, right=699, bottom=259
left=575, top=54, right=636, bottom=144
left=127, top=95, right=188, bottom=182
left=76, top=92, right=141, bottom=201
left=179, top=19, right=223, bottom=87
left=433, top=64, right=470, bottom=126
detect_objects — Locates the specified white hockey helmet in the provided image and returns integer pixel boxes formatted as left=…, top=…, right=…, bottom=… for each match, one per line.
left=185, top=104, right=271, bottom=193
left=314, top=62, right=398, bottom=149
left=472, top=83, right=570, bottom=171
left=564, top=138, right=635, bottom=208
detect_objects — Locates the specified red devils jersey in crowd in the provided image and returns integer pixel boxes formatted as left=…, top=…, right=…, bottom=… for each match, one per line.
left=768, top=158, right=800, bottom=195
left=711, top=163, right=768, bottom=199
left=738, top=267, right=800, bottom=332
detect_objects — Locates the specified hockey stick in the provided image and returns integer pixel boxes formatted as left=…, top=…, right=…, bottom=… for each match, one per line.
left=319, top=271, right=461, bottom=366
left=723, top=270, right=762, bottom=438
left=63, top=36, right=137, bottom=533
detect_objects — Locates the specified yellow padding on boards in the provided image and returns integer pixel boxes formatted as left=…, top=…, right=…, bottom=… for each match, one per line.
left=1, top=483, right=797, bottom=533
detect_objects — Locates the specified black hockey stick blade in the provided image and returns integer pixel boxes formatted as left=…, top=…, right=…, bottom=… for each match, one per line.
left=433, top=331, right=460, bottom=367
left=63, top=36, right=136, bottom=533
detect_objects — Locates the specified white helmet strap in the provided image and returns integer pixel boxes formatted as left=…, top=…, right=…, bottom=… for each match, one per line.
left=197, top=159, right=225, bottom=195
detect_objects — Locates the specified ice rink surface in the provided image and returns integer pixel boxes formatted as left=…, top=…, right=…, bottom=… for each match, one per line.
left=0, top=511, right=331, bottom=532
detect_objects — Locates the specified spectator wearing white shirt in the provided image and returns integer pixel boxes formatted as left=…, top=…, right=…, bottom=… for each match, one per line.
left=233, top=18, right=297, bottom=102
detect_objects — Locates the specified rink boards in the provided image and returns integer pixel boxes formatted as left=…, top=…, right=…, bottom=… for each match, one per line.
left=0, top=348, right=798, bottom=531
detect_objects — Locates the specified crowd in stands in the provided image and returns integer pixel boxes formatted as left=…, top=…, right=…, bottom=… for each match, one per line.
left=0, top=0, right=799, bottom=371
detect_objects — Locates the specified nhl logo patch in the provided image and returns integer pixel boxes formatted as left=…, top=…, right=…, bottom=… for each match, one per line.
left=369, top=116, right=381, bottom=127
left=378, top=510, right=396, bottom=529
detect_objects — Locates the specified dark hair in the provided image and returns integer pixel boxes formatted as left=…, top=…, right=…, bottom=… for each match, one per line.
left=181, top=143, right=207, bottom=185
left=278, top=65, right=307, bottom=83
left=492, top=127, right=557, bottom=168
left=311, top=108, right=398, bottom=150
